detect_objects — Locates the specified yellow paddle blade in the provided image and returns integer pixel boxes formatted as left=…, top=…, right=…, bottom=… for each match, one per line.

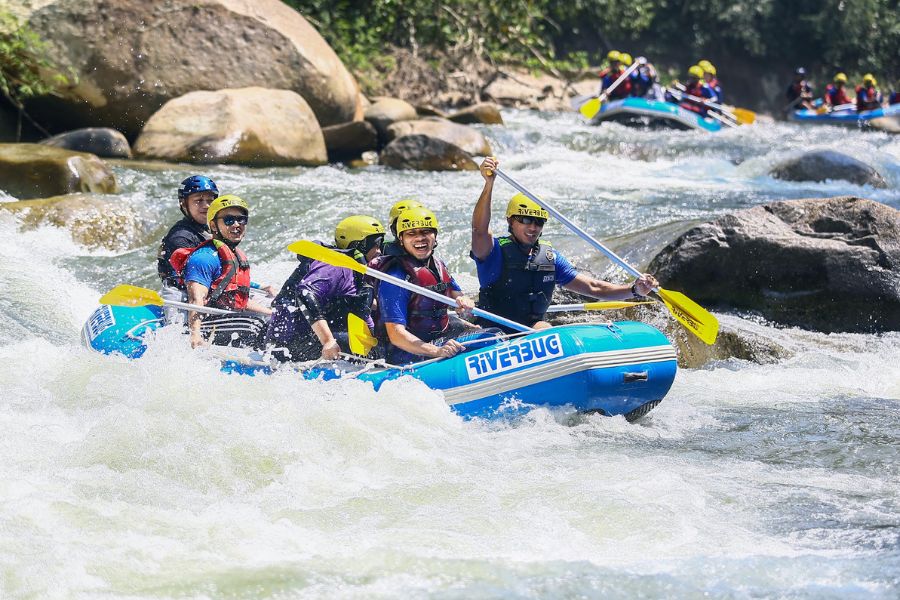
left=582, top=300, right=654, bottom=310
left=657, top=288, right=718, bottom=345
left=99, top=284, right=164, bottom=307
left=732, top=107, right=756, bottom=124
left=286, top=240, right=366, bottom=275
left=579, top=97, right=602, bottom=119
left=347, top=313, right=378, bottom=356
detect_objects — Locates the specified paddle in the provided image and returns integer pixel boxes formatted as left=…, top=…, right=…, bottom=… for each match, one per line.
left=287, top=241, right=534, bottom=334
left=347, top=312, right=378, bottom=355
left=578, top=58, right=644, bottom=120
left=671, top=83, right=755, bottom=125
left=817, top=102, right=856, bottom=114
left=100, top=284, right=234, bottom=316
left=666, top=87, right=738, bottom=128
left=493, top=169, right=719, bottom=345
left=546, top=300, right=654, bottom=313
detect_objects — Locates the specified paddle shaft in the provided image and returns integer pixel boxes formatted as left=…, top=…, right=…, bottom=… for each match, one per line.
left=495, top=169, right=644, bottom=280
left=163, top=297, right=235, bottom=316
left=360, top=261, right=533, bottom=333
left=599, top=60, right=642, bottom=102
left=668, top=86, right=737, bottom=124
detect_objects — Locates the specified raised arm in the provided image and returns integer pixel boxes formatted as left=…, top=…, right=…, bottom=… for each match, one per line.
left=471, top=156, right=498, bottom=260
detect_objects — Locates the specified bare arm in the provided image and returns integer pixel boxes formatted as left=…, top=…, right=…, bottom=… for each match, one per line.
left=385, top=322, right=464, bottom=359
left=562, top=273, right=658, bottom=300
left=471, top=157, right=498, bottom=260
left=310, top=319, right=340, bottom=360
left=186, top=280, right=210, bottom=348
left=245, top=299, right=273, bottom=316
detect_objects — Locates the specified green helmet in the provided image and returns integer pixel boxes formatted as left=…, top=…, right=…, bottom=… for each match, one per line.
left=388, top=199, right=425, bottom=236
left=395, top=207, right=439, bottom=235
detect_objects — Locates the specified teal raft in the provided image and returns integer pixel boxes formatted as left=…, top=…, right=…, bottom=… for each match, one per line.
left=789, top=103, right=900, bottom=131
left=591, top=97, right=723, bottom=132
left=82, top=304, right=678, bottom=421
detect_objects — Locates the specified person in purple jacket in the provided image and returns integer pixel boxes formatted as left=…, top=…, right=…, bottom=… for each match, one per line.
left=265, top=216, right=385, bottom=362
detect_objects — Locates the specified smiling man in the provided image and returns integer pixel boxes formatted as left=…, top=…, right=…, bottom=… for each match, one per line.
left=471, top=157, right=658, bottom=333
left=169, top=194, right=272, bottom=349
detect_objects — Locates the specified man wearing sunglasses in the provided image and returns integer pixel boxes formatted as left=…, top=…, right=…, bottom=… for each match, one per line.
left=471, top=157, right=658, bottom=333
left=170, top=195, right=272, bottom=348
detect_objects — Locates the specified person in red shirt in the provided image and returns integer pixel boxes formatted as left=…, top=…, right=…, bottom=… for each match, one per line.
left=823, top=73, right=854, bottom=109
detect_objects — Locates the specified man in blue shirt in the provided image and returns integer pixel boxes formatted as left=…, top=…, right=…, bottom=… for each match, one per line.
left=471, top=157, right=658, bottom=333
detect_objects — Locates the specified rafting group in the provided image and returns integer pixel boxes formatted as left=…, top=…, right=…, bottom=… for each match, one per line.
left=786, top=69, right=899, bottom=113
left=150, top=157, right=660, bottom=367
left=575, top=52, right=753, bottom=131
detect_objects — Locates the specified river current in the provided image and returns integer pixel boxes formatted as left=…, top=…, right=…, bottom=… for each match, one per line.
left=2, top=111, right=899, bottom=598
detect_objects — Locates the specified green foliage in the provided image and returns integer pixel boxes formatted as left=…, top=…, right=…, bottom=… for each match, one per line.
left=0, top=11, right=68, bottom=110
left=285, top=1, right=898, bottom=88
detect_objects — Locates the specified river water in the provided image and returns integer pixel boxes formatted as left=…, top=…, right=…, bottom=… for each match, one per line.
left=2, top=112, right=899, bottom=598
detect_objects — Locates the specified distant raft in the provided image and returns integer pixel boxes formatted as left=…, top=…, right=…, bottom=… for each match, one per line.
left=789, top=104, right=900, bottom=133
left=82, top=304, right=678, bottom=421
left=590, top=97, right=723, bottom=132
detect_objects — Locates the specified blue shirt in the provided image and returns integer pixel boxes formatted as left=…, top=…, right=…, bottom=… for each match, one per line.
left=378, top=262, right=461, bottom=326
left=472, top=238, right=579, bottom=289
left=184, top=245, right=221, bottom=288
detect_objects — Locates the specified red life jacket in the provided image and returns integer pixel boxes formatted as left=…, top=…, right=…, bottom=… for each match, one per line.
left=169, top=239, right=251, bottom=310
left=825, top=84, right=853, bottom=106
left=680, top=81, right=707, bottom=114
left=369, top=253, right=453, bottom=341
left=855, top=85, right=882, bottom=111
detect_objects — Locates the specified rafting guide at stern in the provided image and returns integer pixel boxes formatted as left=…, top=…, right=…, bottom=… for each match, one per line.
left=169, top=194, right=272, bottom=349
left=471, top=157, right=658, bottom=333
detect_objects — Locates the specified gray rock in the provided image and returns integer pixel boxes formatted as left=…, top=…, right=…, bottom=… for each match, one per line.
left=771, top=150, right=887, bottom=188
left=386, top=118, right=491, bottom=156
left=0, top=144, right=117, bottom=199
left=40, top=128, right=132, bottom=158
left=380, top=134, right=477, bottom=171
left=648, top=196, right=900, bottom=333
left=322, top=121, right=378, bottom=162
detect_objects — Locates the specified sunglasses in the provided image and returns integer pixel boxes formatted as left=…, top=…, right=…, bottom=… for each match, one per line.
left=514, top=215, right=546, bottom=227
left=219, top=215, right=248, bottom=226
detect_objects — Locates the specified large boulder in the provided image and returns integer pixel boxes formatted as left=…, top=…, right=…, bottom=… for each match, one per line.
left=386, top=118, right=491, bottom=156
left=322, top=121, right=378, bottom=162
left=380, top=134, right=477, bottom=171
left=40, top=127, right=132, bottom=158
left=648, top=196, right=900, bottom=333
left=447, top=103, right=504, bottom=125
left=0, top=144, right=117, bottom=199
left=770, top=150, right=887, bottom=188
left=13, top=0, right=362, bottom=138
left=364, top=98, right=418, bottom=140
left=0, top=194, right=143, bottom=251
left=133, top=87, right=327, bottom=166
left=483, top=68, right=570, bottom=111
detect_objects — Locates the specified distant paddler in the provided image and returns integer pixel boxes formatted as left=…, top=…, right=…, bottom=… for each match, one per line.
left=471, top=156, right=658, bottom=333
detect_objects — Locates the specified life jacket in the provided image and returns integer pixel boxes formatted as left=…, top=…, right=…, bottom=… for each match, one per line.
left=679, top=82, right=708, bottom=115
left=855, top=85, right=882, bottom=112
left=169, top=238, right=251, bottom=310
left=369, top=252, right=454, bottom=343
left=156, top=217, right=210, bottom=287
left=477, top=237, right=556, bottom=331
left=707, top=78, right=722, bottom=103
left=272, top=244, right=374, bottom=329
left=601, top=67, right=632, bottom=99
left=825, top=84, right=853, bottom=106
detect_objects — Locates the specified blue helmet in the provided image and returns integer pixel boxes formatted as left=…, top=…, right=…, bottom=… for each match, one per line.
left=178, top=175, right=218, bottom=201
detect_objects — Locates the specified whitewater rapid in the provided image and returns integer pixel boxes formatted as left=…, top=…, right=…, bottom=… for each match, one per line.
left=1, top=112, right=898, bottom=598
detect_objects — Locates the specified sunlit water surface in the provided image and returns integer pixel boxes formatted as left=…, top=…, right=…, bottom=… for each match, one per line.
left=1, top=111, right=899, bottom=598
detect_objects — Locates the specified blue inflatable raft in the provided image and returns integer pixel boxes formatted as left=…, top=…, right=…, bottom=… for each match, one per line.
left=591, top=97, right=723, bottom=133
left=81, top=304, right=678, bottom=421
left=789, top=103, right=900, bottom=131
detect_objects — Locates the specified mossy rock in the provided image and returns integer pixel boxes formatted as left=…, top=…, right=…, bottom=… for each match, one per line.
left=0, top=144, right=117, bottom=200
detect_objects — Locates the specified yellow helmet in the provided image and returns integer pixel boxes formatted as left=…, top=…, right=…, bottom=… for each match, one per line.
left=863, top=73, right=877, bottom=85
left=334, top=215, right=385, bottom=250
left=688, top=65, right=705, bottom=79
left=388, top=199, right=424, bottom=236
left=206, top=194, right=248, bottom=228
left=620, top=53, right=633, bottom=66
left=607, top=50, right=622, bottom=63
left=395, top=207, right=439, bottom=235
left=834, top=72, right=848, bottom=84
left=505, top=193, right=549, bottom=221
left=698, top=59, right=716, bottom=75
